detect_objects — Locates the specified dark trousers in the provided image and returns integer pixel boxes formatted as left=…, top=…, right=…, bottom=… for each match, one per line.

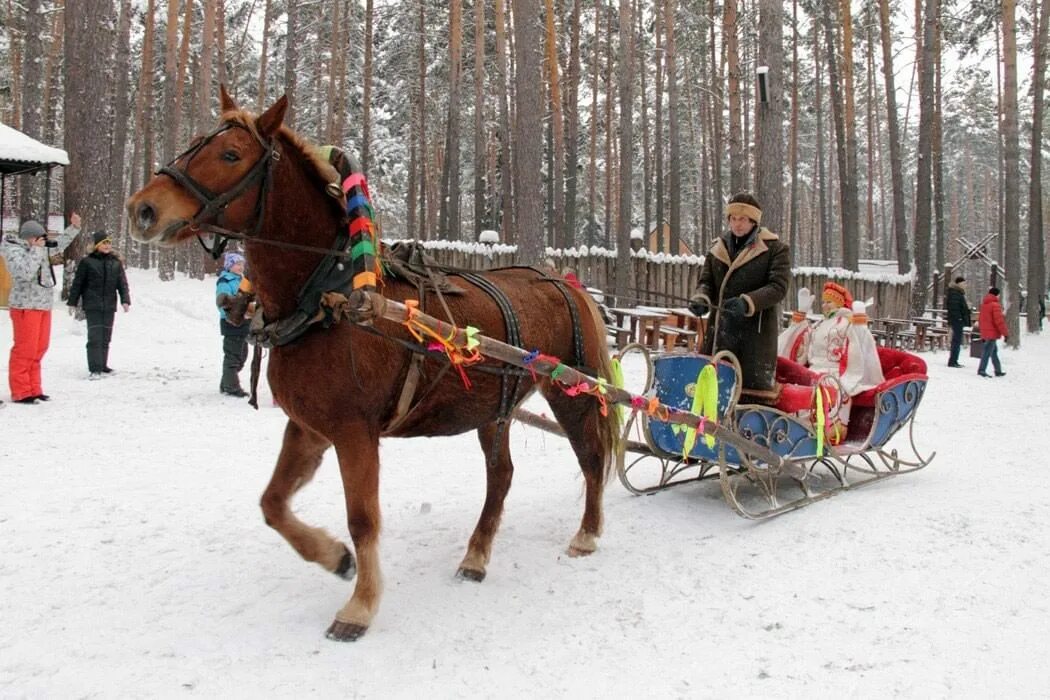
left=85, top=309, right=115, bottom=372
left=221, top=330, right=249, bottom=391
left=948, top=323, right=964, bottom=365
left=978, top=339, right=1003, bottom=375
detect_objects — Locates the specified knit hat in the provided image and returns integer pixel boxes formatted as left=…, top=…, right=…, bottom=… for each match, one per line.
left=18, top=220, right=46, bottom=239
left=822, top=281, right=853, bottom=309
left=92, top=231, right=112, bottom=250
left=224, top=252, right=245, bottom=271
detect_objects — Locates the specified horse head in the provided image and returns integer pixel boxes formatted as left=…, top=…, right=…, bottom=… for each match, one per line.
left=126, top=85, right=288, bottom=246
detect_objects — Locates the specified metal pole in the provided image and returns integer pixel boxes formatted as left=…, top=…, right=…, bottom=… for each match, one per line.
left=42, top=166, right=52, bottom=232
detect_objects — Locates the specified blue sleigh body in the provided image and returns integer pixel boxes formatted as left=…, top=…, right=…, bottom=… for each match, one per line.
left=617, top=347, right=934, bottom=518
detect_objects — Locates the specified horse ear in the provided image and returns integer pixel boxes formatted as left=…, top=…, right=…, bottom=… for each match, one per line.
left=219, top=84, right=237, bottom=113
left=257, top=96, right=288, bottom=138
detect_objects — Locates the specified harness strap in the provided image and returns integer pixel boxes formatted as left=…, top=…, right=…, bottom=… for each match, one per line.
left=542, top=276, right=586, bottom=370
left=459, top=271, right=525, bottom=421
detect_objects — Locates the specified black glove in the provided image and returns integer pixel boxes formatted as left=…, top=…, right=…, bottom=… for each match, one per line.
left=688, top=299, right=708, bottom=317
left=722, top=297, right=747, bottom=317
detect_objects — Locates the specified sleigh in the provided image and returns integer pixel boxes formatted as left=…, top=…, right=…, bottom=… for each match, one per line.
left=613, top=344, right=934, bottom=518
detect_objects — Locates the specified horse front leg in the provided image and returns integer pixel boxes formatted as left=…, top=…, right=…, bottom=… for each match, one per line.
left=259, top=420, right=354, bottom=578
left=457, top=421, right=515, bottom=582
left=325, top=425, right=383, bottom=642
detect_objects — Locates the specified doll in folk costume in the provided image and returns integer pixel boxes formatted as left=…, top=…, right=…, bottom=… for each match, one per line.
left=778, top=282, right=885, bottom=444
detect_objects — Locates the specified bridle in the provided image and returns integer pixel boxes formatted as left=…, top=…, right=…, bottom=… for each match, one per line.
left=157, top=120, right=279, bottom=258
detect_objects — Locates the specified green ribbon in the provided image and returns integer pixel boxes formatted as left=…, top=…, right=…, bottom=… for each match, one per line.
left=682, top=364, right=718, bottom=460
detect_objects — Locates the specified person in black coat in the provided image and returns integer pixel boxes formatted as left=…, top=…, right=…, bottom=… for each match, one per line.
left=945, top=276, right=971, bottom=368
left=67, top=232, right=131, bottom=378
left=688, top=193, right=791, bottom=401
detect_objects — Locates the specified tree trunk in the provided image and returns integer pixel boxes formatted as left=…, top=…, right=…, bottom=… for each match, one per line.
left=512, top=0, right=545, bottom=263
left=1028, top=0, right=1049, bottom=333
left=439, top=0, right=463, bottom=240
left=108, top=0, right=134, bottom=238
left=495, top=0, right=513, bottom=242
left=361, top=0, right=374, bottom=173
left=257, top=0, right=273, bottom=111
left=878, top=0, right=911, bottom=274
left=63, top=0, right=112, bottom=251
left=588, top=0, right=604, bottom=246
left=665, top=0, right=681, bottom=255
left=755, top=0, right=784, bottom=236
left=284, top=0, right=299, bottom=127
left=724, top=0, right=744, bottom=192
left=614, top=0, right=634, bottom=300
left=473, top=0, right=486, bottom=238
left=932, top=0, right=945, bottom=277
left=653, top=0, right=664, bottom=252
left=18, top=0, right=46, bottom=221
left=1001, top=0, right=1022, bottom=345
left=562, top=0, right=582, bottom=247
left=911, top=0, right=937, bottom=315
left=543, top=0, right=565, bottom=248
left=787, top=0, right=800, bottom=248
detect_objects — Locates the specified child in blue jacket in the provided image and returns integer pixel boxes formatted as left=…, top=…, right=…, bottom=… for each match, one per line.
left=216, top=252, right=250, bottom=397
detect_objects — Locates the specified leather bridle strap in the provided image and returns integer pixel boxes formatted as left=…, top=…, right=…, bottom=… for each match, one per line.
left=157, top=122, right=279, bottom=254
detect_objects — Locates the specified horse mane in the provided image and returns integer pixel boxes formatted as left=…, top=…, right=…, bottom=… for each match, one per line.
left=220, top=108, right=345, bottom=214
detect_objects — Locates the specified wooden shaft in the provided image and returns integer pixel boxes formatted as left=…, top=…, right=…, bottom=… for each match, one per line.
left=366, top=292, right=785, bottom=468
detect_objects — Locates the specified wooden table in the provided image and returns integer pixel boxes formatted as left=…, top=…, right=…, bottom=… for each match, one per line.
left=607, top=307, right=671, bottom=350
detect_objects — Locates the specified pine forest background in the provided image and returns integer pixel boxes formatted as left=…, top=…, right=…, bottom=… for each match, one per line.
left=1, top=0, right=1048, bottom=343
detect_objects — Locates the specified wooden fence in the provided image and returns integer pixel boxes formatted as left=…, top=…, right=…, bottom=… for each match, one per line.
left=418, top=243, right=915, bottom=319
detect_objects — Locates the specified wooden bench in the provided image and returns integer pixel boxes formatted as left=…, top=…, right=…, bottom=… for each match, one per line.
left=644, top=324, right=683, bottom=352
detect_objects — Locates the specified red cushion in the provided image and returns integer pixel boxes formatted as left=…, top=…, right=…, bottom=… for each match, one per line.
left=776, top=347, right=927, bottom=410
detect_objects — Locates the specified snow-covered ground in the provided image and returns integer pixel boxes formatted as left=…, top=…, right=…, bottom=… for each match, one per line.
left=1, top=268, right=1046, bottom=697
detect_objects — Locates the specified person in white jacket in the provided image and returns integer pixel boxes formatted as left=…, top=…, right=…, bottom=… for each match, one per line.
left=778, top=281, right=884, bottom=444
left=1, top=212, right=82, bottom=404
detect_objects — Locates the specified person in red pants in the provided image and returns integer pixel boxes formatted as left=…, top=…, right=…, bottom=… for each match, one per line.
left=1, top=213, right=82, bottom=404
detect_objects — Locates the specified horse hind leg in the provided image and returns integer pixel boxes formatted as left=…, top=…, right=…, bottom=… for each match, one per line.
left=260, top=420, right=354, bottom=578
left=542, top=387, right=610, bottom=557
left=457, top=420, right=515, bottom=582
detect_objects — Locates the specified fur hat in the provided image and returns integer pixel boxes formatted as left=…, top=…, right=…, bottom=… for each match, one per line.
left=18, top=220, right=46, bottom=239
left=724, top=192, right=762, bottom=225
left=223, top=252, right=245, bottom=271
left=822, top=281, right=853, bottom=309
left=92, top=231, right=112, bottom=250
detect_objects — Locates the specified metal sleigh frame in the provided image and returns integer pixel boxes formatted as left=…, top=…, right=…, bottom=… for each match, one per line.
left=614, top=343, right=936, bottom=520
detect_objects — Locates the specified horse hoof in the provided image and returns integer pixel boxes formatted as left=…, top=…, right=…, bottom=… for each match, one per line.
left=334, top=545, right=356, bottom=580
left=325, top=619, right=368, bottom=642
left=567, top=544, right=594, bottom=558
left=456, top=567, right=486, bottom=582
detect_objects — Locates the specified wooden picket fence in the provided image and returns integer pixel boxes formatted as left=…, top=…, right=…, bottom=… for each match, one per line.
left=417, top=242, right=915, bottom=320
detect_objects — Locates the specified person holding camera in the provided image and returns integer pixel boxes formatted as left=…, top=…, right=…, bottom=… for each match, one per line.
left=1, top=212, right=82, bottom=404
left=67, top=231, right=131, bottom=379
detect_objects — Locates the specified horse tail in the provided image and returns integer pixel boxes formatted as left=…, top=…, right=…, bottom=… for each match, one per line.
left=578, top=290, right=623, bottom=479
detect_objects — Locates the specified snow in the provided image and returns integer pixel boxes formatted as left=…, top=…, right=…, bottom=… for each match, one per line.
left=2, top=267, right=1047, bottom=696
left=0, top=121, right=70, bottom=168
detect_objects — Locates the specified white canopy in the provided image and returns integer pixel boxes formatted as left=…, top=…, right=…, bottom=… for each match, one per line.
left=0, top=121, right=69, bottom=174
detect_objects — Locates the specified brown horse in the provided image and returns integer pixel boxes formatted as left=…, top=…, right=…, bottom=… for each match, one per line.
left=125, top=88, right=620, bottom=641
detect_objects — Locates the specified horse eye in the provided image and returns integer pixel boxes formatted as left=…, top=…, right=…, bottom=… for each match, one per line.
left=222, top=150, right=241, bottom=163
